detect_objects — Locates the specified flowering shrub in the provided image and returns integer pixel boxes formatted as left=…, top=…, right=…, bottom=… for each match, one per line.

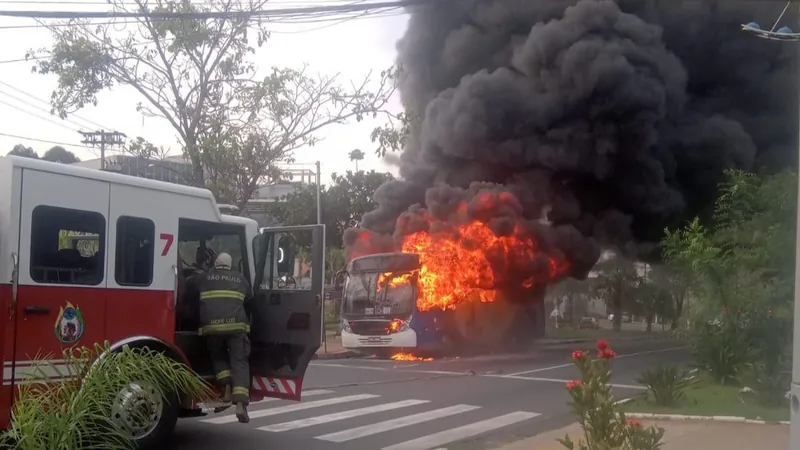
left=559, top=340, right=665, bottom=450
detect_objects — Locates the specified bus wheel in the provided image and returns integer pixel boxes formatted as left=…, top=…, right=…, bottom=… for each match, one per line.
left=111, top=380, right=179, bottom=450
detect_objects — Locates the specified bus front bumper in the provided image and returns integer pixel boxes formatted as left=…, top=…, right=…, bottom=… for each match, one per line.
left=341, top=329, right=417, bottom=348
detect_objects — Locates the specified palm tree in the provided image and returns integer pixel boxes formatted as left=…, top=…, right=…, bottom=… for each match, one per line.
left=348, top=149, right=365, bottom=172
left=2, top=344, right=213, bottom=450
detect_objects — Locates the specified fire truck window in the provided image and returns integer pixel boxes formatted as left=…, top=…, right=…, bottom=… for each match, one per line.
left=115, top=216, right=155, bottom=286
left=29, top=205, right=105, bottom=285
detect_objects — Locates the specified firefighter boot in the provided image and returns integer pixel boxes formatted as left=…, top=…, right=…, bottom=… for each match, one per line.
left=235, top=402, right=250, bottom=424
left=222, top=384, right=232, bottom=403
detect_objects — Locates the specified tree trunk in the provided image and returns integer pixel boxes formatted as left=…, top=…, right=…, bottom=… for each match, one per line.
left=671, top=292, right=685, bottom=330
left=646, top=314, right=654, bottom=332
left=613, top=294, right=622, bottom=332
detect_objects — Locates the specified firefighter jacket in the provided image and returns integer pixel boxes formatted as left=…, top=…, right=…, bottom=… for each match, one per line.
left=197, top=268, right=253, bottom=336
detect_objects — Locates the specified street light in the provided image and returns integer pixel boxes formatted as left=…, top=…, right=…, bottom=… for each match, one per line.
left=740, top=2, right=800, bottom=447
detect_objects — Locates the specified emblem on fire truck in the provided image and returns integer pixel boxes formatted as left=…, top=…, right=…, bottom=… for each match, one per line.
left=54, top=302, right=85, bottom=344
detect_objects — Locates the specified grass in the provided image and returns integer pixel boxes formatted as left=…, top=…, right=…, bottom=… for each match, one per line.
left=621, top=377, right=789, bottom=422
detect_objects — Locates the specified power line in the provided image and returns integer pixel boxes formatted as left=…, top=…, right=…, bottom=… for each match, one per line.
left=0, top=98, right=81, bottom=133
left=0, top=131, right=98, bottom=151
left=0, top=0, right=427, bottom=19
left=0, top=81, right=109, bottom=130
left=0, top=2, right=408, bottom=29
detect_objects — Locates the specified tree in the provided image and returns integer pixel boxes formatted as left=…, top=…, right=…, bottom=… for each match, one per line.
left=548, top=278, right=592, bottom=326
left=590, top=254, right=641, bottom=332
left=31, top=0, right=396, bottom=208
left=268, top=170, right=394, bottom=248
left=8, top=144, right=38, bottom=159
left=42, top=146, right=80, bottom=164
left=348, top=149, right=365, bottom=171
left=662, top=169, right=797, bottom=318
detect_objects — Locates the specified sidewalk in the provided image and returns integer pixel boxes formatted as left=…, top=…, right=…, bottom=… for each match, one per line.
left=493, top=420, right=788, bottom=450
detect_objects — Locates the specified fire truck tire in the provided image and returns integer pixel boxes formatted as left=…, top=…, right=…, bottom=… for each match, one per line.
left=107, top=341, right=184, bottom=450
left=111, top=380, right=180, bottom=450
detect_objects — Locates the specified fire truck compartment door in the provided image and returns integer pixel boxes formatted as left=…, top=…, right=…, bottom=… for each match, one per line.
left=250, top=224, right=323, bottom=398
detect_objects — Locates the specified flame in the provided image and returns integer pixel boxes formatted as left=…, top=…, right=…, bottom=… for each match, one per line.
left=377, top=272, right=414, bottom=292
left=398, top=192, right=570, bottom=311
left=388, top=318, right=403, bottom=333
left=391, top=352, right=433, bottom=362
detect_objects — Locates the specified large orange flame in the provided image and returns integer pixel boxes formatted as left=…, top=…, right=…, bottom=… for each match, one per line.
left=398, top=193, right=570, bottom=311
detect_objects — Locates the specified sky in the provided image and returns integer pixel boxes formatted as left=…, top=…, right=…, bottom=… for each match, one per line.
left=0, top=0, right=407, bottom=184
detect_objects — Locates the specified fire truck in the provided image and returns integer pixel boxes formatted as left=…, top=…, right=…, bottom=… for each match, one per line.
left=0, top=156, right=324, bottom=448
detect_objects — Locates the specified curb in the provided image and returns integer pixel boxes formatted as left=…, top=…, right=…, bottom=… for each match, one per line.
left=539, top=335, right=677, bottom=347
left=624, top=412, right=789, bottom=426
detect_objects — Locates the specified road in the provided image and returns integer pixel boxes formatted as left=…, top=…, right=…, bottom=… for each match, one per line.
left=172, top=339, right=689, bottom=450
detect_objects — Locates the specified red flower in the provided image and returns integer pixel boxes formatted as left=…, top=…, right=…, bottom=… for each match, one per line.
left=596, top=339, right=609, bottom=351
left=572, top=350, right=585, bottom=361
left=566, top=380, right=581, bottom=390
left=598, top=348, right=616, bottom=359
left=627, top=418, right=643, bottom=427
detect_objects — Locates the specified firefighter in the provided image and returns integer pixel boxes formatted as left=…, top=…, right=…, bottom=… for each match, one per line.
left=197, top=252, right=253, bottom=424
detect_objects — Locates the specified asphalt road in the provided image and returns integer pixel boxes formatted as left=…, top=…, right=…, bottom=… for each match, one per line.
left=171, top=339, right=690, bottom=450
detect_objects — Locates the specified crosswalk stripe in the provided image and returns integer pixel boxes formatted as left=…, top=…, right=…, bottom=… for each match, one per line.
left=315, top=404, right=480, bottom=443
left=202, top=394, right=379, bottom=425
left=382, top=411, right=541, bottom=450
left=199, top=389, right=333, bottom=411
left=258, top=399, right=430, bottom=432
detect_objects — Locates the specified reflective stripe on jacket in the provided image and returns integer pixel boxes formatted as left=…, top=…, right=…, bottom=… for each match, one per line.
left=197, top=268, right=252, bottom=336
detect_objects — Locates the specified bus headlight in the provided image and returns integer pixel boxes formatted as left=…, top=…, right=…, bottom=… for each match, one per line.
left=341, top=319, right=352, bottom=333
left=389, top=318, right=410, bottom=333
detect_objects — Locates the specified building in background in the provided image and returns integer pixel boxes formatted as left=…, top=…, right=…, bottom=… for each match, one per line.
left=72, top=155, right=316, bottom=226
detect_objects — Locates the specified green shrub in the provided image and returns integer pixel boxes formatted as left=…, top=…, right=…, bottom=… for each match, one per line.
left=636, top=366, right=696, bottom=407
left=692, top=320, right=750, bottom=385
left=1, top=343, right=213, bottom=450
left=559, top=340, right=665, bottom=450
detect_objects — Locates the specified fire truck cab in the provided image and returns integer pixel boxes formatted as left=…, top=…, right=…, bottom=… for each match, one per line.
left=0, top=156, right=323, bottom=447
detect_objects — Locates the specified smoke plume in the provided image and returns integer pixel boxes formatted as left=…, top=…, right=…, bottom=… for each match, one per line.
left=347, top=0, right=797, bottom=280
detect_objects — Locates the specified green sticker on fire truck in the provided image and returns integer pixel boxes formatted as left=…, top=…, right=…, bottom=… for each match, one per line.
left=54, top=301, right=85, bottom=344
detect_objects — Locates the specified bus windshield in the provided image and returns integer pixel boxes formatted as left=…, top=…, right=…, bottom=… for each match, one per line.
left=343, top=271, right=415, bottom=316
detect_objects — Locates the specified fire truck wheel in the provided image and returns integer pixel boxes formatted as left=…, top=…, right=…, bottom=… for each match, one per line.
left=111, top=379, right=179, bottom=450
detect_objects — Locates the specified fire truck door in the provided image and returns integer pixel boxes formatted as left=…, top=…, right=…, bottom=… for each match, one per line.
left=12, top=170, right=109, bottom=388
left=250, top=224, right=323, bottom=401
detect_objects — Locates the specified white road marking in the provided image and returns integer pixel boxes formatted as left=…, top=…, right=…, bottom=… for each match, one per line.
left=483, top=374, right=646, bottom=390
left=201, top=394, right=379, bottom=424
left=258, top=399, right=429, bottom=432
left=506, top=345, right=688, bottom=377
left=382, top=411, right=541, bottom=450
left=310, top=363, right=391, bottom=371
left=200, top=389, right=334, bottom=410
left=315, top=404, right=480, bottom=443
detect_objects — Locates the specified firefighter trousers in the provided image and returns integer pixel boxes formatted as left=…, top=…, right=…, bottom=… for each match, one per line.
left=207, top=332, right=251, bottom=405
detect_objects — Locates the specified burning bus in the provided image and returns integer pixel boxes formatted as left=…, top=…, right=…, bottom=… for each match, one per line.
left=340, top=188, right=576, bottom=358
left=338, top=251, right=552, bottom=358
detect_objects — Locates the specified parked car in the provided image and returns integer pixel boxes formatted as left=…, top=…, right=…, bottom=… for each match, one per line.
left=579, top=317, right=600, bottom=329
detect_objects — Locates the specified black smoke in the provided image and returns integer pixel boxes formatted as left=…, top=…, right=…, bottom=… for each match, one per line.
left=348, top=0, right=797, bottom=278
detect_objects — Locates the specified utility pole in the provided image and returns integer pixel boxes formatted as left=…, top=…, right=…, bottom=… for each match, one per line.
left=316, top=161, right=327, bottom=353
left=79, top=130, right=126, bottom=170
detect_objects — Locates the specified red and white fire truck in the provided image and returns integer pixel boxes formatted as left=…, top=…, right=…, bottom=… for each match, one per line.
left=0, top=155, right=323, bottom=447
